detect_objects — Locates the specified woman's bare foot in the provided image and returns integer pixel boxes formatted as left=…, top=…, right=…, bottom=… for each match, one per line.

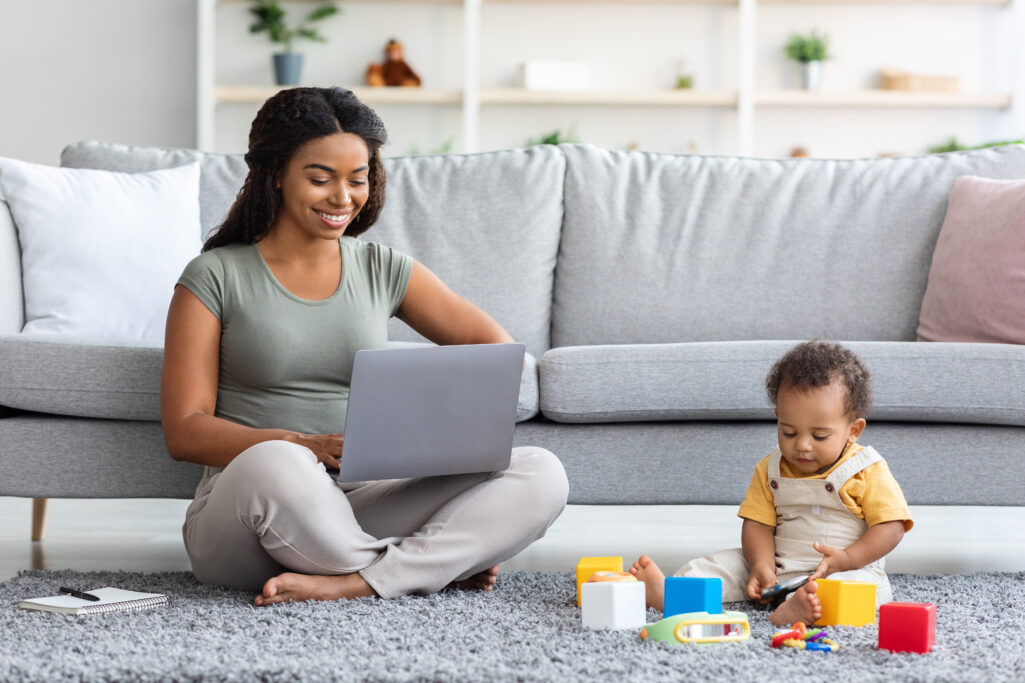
left=768, top=579, right=821, bottom=627
left=629, top=555, right=666, bottom=612
left=450, top=565, right=500, bottom=592
left=255, top=572, right=378, bottom=606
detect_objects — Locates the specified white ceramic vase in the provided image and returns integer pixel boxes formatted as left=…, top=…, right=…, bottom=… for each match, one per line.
left=802, top=60, right=822, bottom=90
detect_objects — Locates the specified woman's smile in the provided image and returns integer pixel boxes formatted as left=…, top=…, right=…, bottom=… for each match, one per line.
left=313, top=208, right=352, bottom=227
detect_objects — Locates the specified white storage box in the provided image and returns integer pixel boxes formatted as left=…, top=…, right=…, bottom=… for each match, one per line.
left=519, top=61, right=589, bottom=91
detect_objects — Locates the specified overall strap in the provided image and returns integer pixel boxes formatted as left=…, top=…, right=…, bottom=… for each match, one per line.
left=767, top=447, right=784, bottom=479
left=825, top=445, right=883, bottom=487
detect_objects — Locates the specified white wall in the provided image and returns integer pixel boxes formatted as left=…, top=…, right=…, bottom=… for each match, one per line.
left=0, top=1, right=1021, bottom=164
left=0, top=0, right=197, bottom=165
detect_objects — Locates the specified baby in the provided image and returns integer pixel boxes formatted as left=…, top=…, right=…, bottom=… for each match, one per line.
left=631, top=341, right=913, bottom=626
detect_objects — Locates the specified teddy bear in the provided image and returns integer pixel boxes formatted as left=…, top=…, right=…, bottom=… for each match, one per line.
left=366, top=39, right=421, bottom=87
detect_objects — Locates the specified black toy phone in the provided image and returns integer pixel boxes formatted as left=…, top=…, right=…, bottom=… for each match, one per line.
left=760, top=573, right=812, bottom=599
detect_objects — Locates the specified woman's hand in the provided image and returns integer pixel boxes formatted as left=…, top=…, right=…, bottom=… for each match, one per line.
left=286, top=432, right=344, bottom=469
left=746, top=562, right=778, bottom=602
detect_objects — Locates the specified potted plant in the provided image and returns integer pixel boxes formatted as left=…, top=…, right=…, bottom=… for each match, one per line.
left=249, top=0, right=340, bottom=86
left=783, top=29, right=830, bottom=90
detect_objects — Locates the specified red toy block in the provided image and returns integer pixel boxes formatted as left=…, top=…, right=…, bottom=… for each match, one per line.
left=878, top=602, right=936, bottom=653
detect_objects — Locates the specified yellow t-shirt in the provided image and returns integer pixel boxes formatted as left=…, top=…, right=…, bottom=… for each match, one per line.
left=737, top=443, right=914, bottom=532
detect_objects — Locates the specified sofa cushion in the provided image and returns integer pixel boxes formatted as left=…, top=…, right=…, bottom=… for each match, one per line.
left=0, top=201, right=23, bottom=335
left=60, top=141, right=563, bottom=357
left=0, top=158, right=202, bottom=345
left=0, top=334, right=540, bottom=423
left=367, top=147, right=565, bottom=357
left=539, top=341, right=1025, bottom=426
left=0, top=334, right=163, bottom=420
left=61, top=141, right=248, bottom=242
left=917, top=175, right=1025, bottom=344
left=552, top=144, right=1025, bottom=348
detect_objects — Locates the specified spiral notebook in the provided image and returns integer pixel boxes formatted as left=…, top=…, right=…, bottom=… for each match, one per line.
left=19, top=587, right=168, bottom=616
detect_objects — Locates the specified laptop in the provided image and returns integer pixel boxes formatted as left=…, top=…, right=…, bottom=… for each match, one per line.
left=335, top=342, right=525, bottom=483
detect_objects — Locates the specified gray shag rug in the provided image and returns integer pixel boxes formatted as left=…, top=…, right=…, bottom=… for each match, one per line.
left=2, top=569, right=1024, bottom=682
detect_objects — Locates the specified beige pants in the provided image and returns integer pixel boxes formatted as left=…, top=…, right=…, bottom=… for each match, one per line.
left=676, top=547, right=892, bottom=606
left=183, top=440, right=568, bottom=598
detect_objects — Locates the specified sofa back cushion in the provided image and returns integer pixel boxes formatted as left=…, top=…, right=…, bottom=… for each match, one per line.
left=367, top=147, right=564, bottom=356
left=553, top=144, right=1025, bottom=347
left=61, top=142, right=564, bottom=356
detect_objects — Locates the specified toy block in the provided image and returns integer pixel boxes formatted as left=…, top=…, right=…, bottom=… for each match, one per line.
left=587, top=571, right=637, bottom=584
left=581, top=581, right=646, bottom=630
left=814, top=579, right=876, bottom=627
left=878, top=602, right=936, bottom=653
left=575, top=556, right=623, bottom=605
left=663, top=577, right=722, bottom=617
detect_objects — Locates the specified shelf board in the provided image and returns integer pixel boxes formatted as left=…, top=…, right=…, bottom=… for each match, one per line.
left=760, top=0, right=1009, bottom=4
left=479, top=88, right=737, bottom=106
left=484, top=0, right=738, bottom=3
left=216, top=87, right=1011, bottom=109
left=756, top=90, right=1012, bottom=108
left=220, top=0, right=738, bottom=3
left=220, top=0, right=1008, bottom=3
left=215, top=85, right=462, bottom=105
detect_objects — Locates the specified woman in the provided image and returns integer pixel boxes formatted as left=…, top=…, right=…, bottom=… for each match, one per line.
left=160, top=87, right=568, bottom=606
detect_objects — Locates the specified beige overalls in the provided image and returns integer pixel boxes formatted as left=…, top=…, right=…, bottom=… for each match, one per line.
left=677, top=445, right=892, bottom=607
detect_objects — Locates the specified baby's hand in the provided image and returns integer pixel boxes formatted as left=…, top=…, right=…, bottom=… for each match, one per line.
left=746, top=564, right=777, bottom=602
left=810, top=541, right=852, bottom=579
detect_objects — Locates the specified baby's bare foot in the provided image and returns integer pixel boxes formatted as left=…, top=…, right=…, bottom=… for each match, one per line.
left=629, top=555, right=666, bottom=612
left=255, top=572, right=377, bottom=606
left=450, top=565, right=500, bottom=592
left=768, top=579, right=821, bottom=627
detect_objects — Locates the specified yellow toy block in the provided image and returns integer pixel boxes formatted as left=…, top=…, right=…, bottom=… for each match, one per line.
left=815, top=578, right=876, bottom=627
left=575, top=557, right=623, bottom=605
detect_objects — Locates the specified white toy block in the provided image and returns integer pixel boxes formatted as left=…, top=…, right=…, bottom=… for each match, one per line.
left=581, top=581, right=646, bottom=630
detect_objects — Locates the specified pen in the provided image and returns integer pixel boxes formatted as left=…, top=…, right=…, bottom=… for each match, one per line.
left=59, top=586, right=101, bottom=602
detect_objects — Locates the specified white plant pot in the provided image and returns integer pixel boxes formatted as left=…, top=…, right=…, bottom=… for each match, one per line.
left=802, top=61, right=823, bottom=91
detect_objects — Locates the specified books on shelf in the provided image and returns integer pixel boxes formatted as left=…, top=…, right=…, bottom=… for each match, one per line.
left=19, top=587, right=168, bottom=616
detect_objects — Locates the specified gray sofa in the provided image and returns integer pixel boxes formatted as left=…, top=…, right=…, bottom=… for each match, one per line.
left=3, top=142, right=1024, bottom=537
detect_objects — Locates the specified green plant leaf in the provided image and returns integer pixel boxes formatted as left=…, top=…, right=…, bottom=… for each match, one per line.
left=296, top=28, right=325, bottom=43
left=248, top=0, right=335, bottom=48
left=929, top=137, right=1023, bottom=154
left=306, top=5, right=340, bottom=23
left=784, top=29, right=829, bottom=63
left=527, top=128, right=580, bottom=147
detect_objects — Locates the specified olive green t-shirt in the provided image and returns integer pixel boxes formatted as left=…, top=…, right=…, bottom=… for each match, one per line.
left=176, top=236, right=413, bottom=436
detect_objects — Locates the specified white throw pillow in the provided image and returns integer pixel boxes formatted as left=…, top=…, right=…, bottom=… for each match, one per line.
left=0, top=158, right=202, bottom=345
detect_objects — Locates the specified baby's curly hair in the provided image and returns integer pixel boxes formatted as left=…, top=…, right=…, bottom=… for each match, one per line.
left=204, top=87, right=389, bottom=251
left=765, top=341, right=872, bottom=420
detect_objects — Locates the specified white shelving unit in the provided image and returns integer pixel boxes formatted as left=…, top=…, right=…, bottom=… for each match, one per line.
left=197, top=0, right=1017, bottom=155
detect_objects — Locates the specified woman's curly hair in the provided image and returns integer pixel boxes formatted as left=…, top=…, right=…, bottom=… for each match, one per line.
left=203, top=87, right=388, bottom=251
left=765, top=340, right=872, bottom=419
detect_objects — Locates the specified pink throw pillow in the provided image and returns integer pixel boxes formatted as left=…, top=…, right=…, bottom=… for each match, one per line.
left=917, top=175, right=1025, bottom=343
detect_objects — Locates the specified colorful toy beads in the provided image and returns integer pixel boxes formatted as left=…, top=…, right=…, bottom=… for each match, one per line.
left=771, top=622, right=839, bottom=653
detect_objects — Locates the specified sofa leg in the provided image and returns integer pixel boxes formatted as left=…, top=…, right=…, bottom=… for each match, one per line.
left=31, top=498, right=48, bottom=542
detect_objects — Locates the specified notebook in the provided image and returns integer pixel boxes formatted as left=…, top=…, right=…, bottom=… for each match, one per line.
left=19, top=587, right=168, bottom=615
